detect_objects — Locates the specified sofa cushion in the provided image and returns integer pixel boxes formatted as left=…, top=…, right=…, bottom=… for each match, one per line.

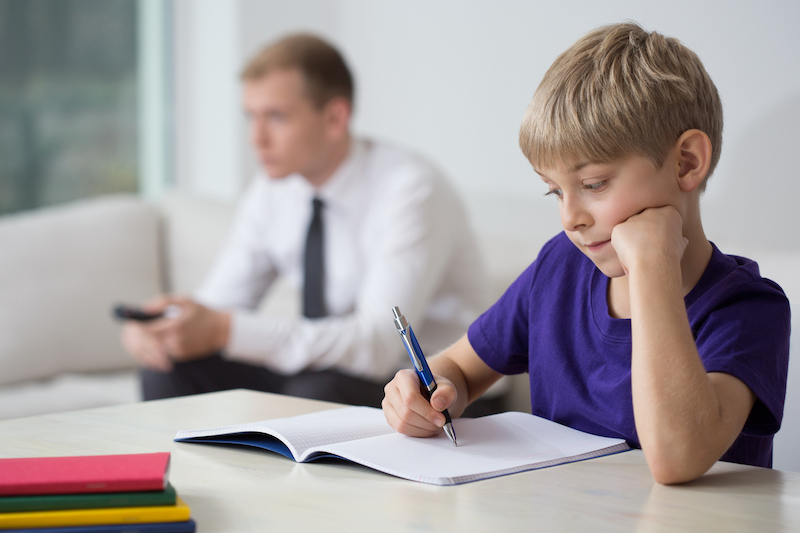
left=0, top=371, right=139, bottom=419
left=159, top=192, right=236, bottom=295
left=0, top=196, right=163, bottom=386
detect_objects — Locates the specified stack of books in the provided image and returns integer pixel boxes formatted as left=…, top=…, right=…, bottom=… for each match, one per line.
left=0, top=453, right=195, bottom=532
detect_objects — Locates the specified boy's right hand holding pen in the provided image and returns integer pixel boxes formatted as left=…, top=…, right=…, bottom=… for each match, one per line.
left=382, top=367, right=460, bottom=439
left=382, top=319, right=503, bottom=440
left=386, top=306, right=459, bottom=444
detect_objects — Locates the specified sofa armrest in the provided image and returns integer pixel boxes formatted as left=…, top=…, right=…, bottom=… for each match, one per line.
left=0, top=195, right=163, bottom=386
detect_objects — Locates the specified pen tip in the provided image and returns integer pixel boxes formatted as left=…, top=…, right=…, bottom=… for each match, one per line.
left=443, top=423, right=457, bottom=446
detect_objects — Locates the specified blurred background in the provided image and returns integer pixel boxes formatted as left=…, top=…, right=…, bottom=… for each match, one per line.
left=2, top=0, right=798, bottom=251
left=1, top=0, right=799, bottom=468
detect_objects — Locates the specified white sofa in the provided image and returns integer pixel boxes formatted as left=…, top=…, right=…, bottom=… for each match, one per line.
left=0, top=193, right=797, bottom=472
left=0, top=194, right=235, bottom=420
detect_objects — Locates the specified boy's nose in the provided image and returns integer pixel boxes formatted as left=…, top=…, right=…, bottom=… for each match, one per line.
left=560, top=195, right=591, bottom=231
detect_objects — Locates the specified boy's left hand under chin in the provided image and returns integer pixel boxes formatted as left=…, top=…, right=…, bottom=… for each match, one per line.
left=610, top=206, right=688, bottom=276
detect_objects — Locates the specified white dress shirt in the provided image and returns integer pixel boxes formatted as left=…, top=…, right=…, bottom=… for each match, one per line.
left=195, top=139, right=491, bottom=381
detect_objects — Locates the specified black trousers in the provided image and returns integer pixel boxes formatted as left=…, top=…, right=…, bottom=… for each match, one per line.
left=140, top=354, right=508, bottom=416
left=140, top=354, right=386, bottom=408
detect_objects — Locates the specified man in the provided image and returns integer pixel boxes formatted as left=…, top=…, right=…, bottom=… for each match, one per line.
left=121, top=34, right=491, bottom=408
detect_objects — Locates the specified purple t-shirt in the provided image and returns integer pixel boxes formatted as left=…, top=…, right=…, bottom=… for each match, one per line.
left=468, top=232, right=790, bottom=468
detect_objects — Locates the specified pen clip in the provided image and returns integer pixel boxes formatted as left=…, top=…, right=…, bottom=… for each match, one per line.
left=398, top=328, right=424, bottom=374
left=392, top=307, right=433, bottom=386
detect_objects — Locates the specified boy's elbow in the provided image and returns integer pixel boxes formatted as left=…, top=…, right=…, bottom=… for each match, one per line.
left=649, top=463, right=700, bottom=485
left=645, top=448, right=713, bottom=485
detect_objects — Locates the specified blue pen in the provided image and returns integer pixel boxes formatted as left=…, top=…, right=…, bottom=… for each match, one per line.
left=392, top=306, right=457, bottom=446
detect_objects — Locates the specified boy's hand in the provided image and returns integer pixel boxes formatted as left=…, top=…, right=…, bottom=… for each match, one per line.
left=611, top=206, right=688, bottom=276
left=382, top=369, right=457, bottom=437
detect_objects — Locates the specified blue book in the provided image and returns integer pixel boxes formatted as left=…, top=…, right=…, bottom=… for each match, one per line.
left=0, top=519, right=196, bottom=533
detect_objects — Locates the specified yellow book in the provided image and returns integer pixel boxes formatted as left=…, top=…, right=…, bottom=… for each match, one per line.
left=0, top=497, right=190, bottom=529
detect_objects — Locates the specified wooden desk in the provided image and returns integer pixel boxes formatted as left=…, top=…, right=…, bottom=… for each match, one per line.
left=1, top=389, right=798, bottom=532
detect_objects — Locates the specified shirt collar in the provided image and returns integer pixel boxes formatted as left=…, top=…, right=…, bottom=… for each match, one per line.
left=313, top=138, right=368, bottom=207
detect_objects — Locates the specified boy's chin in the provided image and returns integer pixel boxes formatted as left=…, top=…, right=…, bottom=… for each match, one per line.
left=576, top=243, right=626, bottom=278
left=591, top=259, right=627, bottom=279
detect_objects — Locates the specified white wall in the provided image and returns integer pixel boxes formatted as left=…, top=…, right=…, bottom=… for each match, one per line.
left=173, top=0, right=243, bottom=202
left=176, top=0, right=800, bottom=247
left=171, top=1, right=800, bottom=471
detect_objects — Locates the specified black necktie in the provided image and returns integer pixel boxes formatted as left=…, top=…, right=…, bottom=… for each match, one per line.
left=303, top=197, right=327, bottom=318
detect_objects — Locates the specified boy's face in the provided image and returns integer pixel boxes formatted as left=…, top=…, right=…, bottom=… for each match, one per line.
left=536, top=153, right=683, bottom=278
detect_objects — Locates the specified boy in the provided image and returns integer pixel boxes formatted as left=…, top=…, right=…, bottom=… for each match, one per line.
left=382, top=22, right=790, bottom=484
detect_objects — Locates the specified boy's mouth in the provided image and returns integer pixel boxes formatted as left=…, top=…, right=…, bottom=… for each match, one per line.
left=585, top=240, right=611, bottom=252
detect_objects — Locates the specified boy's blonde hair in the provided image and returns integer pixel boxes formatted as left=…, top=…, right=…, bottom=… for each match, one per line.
left=519, top=22, right=722, bottom=189
left=241, top=34, right=354, bottom=109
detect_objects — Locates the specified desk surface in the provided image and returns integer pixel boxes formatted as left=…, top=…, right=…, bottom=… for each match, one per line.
left=1, top=390, right=798, bottom=532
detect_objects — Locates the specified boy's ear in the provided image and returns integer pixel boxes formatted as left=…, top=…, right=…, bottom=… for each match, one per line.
left=674, top=129, right=712, bottom=193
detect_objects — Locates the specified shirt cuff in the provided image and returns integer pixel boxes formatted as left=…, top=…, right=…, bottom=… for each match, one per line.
left=223, top=311, right=285, bottom=367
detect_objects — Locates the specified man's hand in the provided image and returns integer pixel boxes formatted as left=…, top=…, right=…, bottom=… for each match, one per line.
left=611, top=206, right=688, bottom=277
left=121, top=320, right=173, bottom=372
left=382, top=369, right=457, bottom=437
left=119, top=296, right=231, bottom=372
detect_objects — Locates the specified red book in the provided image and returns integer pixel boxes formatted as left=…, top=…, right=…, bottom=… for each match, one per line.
left=0, top=453, right=170, bottom=496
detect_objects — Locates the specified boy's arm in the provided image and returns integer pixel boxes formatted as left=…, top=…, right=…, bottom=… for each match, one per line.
left=613, top=207, right=756, bottom=485
left=382, top=334, right=502, bottom=437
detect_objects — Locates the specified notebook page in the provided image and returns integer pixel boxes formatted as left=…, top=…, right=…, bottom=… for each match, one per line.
left=313, top=411, right=628, bottom=485
left=175, top=407, right=393, bottom=460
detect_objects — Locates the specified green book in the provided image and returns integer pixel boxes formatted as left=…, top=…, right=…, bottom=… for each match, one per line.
left=0, top=483, right=176, bottom=513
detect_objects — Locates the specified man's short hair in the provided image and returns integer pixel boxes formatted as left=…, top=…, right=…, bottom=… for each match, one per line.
left=241, top=33, right=354, bottom=109
left=519, top=22, right=723, bottom=188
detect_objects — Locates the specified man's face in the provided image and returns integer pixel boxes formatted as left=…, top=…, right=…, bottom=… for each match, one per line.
left=536, top=153, right=683, bottom=278
left=243, top=69, right=329, bottom=180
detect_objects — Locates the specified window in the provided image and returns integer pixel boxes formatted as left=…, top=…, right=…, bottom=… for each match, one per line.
left=0, top=0, right=166, bottom=216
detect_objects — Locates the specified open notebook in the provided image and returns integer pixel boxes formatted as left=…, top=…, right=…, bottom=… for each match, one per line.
left=174, top=407, right=629, bottom=486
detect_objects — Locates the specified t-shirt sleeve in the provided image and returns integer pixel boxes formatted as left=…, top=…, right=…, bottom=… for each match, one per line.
left=468, top=269, right=531, bottom=375
left=467, top=237, right=565, bottom=375
left=694, top=278, right=791, bottom=437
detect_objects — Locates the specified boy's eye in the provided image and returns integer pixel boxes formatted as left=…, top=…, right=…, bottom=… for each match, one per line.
left=582, top=181, right=606, bottom=191
left=544, top=189, right=563, bottom=199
